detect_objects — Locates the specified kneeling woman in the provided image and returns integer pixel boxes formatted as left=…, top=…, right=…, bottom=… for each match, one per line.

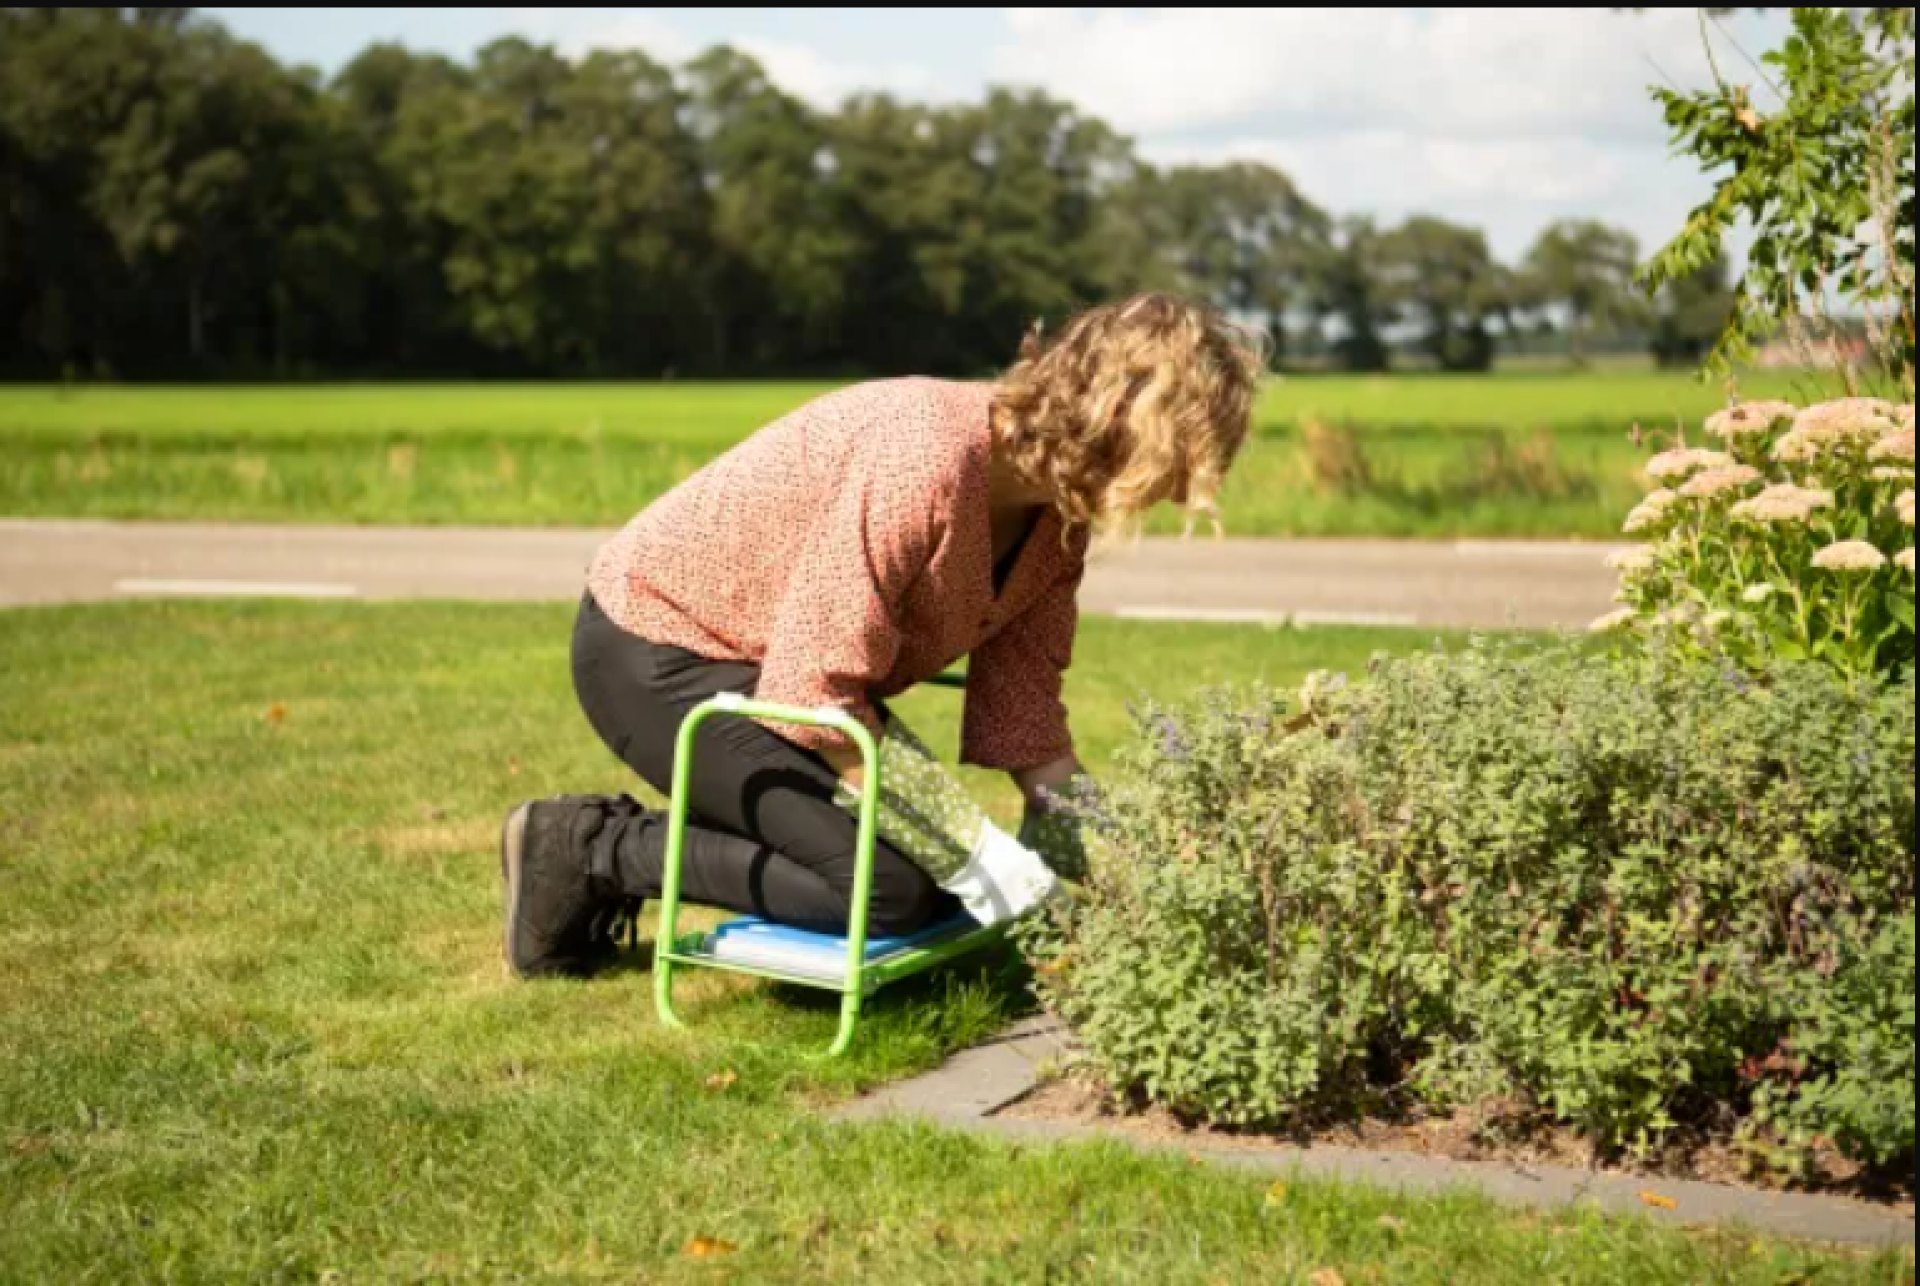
left=503, top=294, right=1265, bottom=977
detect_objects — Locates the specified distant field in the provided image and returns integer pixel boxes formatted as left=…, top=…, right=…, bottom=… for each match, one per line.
left=0, top=371, right=1824, bottom=537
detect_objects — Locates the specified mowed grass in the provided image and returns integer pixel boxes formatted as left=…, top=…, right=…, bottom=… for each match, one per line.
left=0, top=370, right=1823, bottom=537
left=2, top=602, right=1905, bottom=1282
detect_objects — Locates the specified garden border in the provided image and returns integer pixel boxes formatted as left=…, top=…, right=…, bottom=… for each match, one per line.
left=828, top=1018, right=1916, bottom=1250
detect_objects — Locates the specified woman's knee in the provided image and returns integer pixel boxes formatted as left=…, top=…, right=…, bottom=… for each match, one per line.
left=862, top=855, right=944, bottom=937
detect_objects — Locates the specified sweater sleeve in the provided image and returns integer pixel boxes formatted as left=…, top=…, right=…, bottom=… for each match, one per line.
left=959, top=529, right=1087, bottom=770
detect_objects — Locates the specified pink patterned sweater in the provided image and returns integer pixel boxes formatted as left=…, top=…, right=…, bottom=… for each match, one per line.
left=586, top=378, right=1087, bottom=770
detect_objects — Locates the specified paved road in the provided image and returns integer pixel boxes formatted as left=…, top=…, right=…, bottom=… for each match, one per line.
left=0, top=518, right=1628, bottom=630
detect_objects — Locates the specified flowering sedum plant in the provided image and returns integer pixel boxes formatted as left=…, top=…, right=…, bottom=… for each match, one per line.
left=1600, top=398, right=1915, bottom=679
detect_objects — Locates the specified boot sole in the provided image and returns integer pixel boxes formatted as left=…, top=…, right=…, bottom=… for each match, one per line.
left=500, top=801, right=533, bottom=979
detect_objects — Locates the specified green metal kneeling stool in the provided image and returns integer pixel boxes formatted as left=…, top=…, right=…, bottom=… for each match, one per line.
left=651, top=690, right=1011, bottom=1058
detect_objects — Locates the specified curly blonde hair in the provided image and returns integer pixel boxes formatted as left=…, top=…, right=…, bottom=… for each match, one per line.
left=990, top=293, right=1269, bottom=536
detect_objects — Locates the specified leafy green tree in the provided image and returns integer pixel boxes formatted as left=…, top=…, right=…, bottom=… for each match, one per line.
left=1522, top=219, right=1646, bottom=366
left=1, top=8, right=360, bottom=374
left=3, top=6, right=1626, bottom=383
left=1640, top=6, right=1914, bottom=392
left=1, top=8, right=185, bottom=373
left=1153, top=162, right=1328, bottom=366
left=948, top=88, right=1142, bottom=363
left=387, top=38, right=709, bottom=374
left=827, top=94, right=976, bottom=370
left=1378, top=216, right=1514, bottom=373
left=331, top=44, right=472, bottom=372
left=1648, top=252, right=1738, bottom=369
left=1315, top=216, right=1393, bottom=373
left=683, top=47, right=859, bottom=372
left=830, top=87, right=1133, bottom=371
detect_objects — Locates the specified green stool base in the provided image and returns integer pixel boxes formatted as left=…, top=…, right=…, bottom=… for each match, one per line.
left=652, top=692, right=1008, bottom=1057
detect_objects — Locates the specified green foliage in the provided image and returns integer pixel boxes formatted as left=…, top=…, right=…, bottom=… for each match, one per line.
left=1522, top=221, right=1648, bottom=367
left=1376, top=217, right=1516, bottom=373
left=1601, top=397, right=1915, bottom=680
left=1640, top=7, right=1916, bottom=389
left=386, top=40, right=712, bottom=372
left=0, top=9, right=1199, bottom=380
left=1142, top=163, right=1332, bottom=366
left=1315, top=218, right=1393, bottom=374
left=1648, top=253, right=1739, bottom=370
left=1020, top=638, right=1917, bottom=1178
left=683, top=48, right=860, bottom=369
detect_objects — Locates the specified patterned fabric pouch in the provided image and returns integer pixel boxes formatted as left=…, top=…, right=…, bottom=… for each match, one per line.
left=830, top=714, right=1085, bottom=926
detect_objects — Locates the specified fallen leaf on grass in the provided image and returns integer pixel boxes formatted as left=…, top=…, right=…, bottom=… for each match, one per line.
left=10, top=1136, right=50, bottom=1156
left=1309, top=1269, right=1347, bottom=1286
left=683, top=1236, right=737, bottom=1259
left=265, top=703, right=286, bottom=725
left=704, top=1070, right=739, bottom=1093
left=1639, top=1191, right=1679, bottom=1211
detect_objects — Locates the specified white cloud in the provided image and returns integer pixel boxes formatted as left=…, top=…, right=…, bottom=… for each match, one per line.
left=1153, top=130, right=1706, bottom=263
left=510, top=8, right=939, bottom=107
left=992, top=8, right=1747, bottom=140
left=508, top=8, right=690, bottom=61
left=992, top=7, right=1782, bottom=259
left=734, top=37, right=940, bottom=108
left=567, top=13, right=694, bottom=62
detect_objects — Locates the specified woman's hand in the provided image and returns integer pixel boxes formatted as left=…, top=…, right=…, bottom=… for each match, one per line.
left=1012, top=754, right=1086, bottom=815
left=1014, top=754, right=1091, bottom=883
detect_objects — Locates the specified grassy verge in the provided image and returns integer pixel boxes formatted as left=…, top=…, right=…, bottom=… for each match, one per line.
left=0, top=371, right=1818, bottom=537
left=0, top=603, right=1905, bottom=1282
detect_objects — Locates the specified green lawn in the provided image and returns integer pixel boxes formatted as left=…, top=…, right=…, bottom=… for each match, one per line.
left=2, top=602, right=1908, bottom=1282
left=0, top=369, right=1830, bottom=537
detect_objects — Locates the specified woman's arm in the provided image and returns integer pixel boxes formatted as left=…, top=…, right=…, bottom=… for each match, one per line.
left=959, top=530, right=1089, bottom=774
left=831, top=744, right=1082, bottom=813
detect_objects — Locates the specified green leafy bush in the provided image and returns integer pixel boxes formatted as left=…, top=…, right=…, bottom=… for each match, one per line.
left=1019, top=639, right=1916, bottom=1176
left=1597, top=397, right=1915, bottom=680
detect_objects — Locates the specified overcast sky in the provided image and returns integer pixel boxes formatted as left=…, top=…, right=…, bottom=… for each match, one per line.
left=206, top=6, right=1791, bottom=262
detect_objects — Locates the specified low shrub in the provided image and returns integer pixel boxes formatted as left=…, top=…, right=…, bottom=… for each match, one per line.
left=1019, top=638, right=1916, bottom=1177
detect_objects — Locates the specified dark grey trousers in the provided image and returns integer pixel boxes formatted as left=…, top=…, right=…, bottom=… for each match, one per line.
left=569, top=592, right=957, bottom=936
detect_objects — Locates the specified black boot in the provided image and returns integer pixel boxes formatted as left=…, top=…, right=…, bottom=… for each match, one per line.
left=500, top=795, right=636, bottom=979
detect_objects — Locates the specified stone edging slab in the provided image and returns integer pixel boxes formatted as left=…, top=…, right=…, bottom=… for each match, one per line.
left=827, top=1017, right=1916, bottom=1250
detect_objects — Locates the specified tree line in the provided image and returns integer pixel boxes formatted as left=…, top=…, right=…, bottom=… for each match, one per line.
left=0, top=7, right=1732, bottom=381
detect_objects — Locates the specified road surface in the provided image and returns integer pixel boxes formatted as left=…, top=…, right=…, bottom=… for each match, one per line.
left=0, top=519, right=1628, bottom=630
